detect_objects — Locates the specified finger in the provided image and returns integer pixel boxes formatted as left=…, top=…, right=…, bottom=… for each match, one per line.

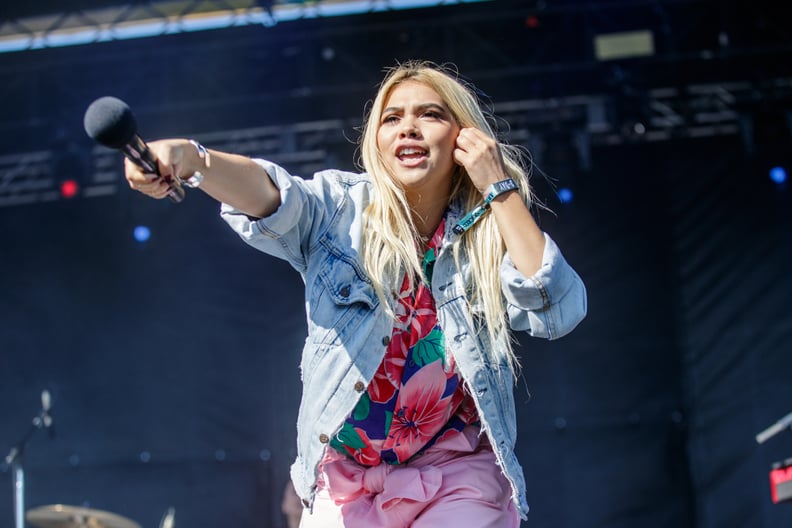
left=168, top=162, right=184, bottom=184
left=150, top=184, right=172, bottom=200
left=455, top=135, right=473, bottom=155
left=456, top=130, right=490, bottom=157
left=457, top=127, right=485, bottom=144
left=125, top=159, right=159, bottom=186
left=455, top=128, right=472, bottom=148
left=453, top=146, right=471, bottom=167
left=142, top=179, right=171, bottom=199
left=128, top=174, right=159, bottom=191
left=153, top=142, right=186, bottom=181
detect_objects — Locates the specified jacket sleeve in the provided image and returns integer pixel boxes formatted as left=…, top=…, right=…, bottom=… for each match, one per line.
left=500, top=233, right=587, bottom=339
left=220, top=159, right=329, bottom=273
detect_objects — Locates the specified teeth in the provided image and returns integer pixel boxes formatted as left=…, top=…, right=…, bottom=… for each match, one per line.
left=399, top=148, right=426, bottom=156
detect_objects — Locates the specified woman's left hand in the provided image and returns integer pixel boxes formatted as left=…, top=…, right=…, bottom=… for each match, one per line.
left=453, top=127, right=507, bottom=192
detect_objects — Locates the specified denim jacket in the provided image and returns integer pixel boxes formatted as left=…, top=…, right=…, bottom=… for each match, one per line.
left=221, top=160, right=587, bottom=520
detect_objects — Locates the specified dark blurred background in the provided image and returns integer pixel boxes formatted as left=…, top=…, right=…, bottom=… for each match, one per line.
left=1, top=1, right=791, bottom=527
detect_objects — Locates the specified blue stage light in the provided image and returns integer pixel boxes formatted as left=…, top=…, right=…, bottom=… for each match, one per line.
left=769, top=166, right=787, bottom=185
left=558, top=187, right=574, bottom=203
left=133, top=225, right=151, bottom=243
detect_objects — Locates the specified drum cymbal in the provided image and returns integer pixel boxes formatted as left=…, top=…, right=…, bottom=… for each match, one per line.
left=26, top=504, right=141, bottom=528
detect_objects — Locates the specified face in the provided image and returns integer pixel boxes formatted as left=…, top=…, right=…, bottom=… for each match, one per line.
left=376, top=80, right=460, bottom=201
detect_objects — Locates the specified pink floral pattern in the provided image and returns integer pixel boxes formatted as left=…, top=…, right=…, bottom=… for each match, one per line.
left=330, top=218, right=479, bottom=465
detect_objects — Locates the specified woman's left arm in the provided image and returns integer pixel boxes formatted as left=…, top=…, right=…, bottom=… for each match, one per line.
left=454, top=127, right=545, bottom=276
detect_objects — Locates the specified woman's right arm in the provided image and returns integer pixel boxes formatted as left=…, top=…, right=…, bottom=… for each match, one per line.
left=124, top=138, right=280, bottom=219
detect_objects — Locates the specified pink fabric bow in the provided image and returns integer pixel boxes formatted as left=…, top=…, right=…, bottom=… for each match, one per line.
left=323, top=457, right=443, bottom=511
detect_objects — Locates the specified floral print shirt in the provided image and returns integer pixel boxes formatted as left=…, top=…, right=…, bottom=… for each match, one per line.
left=331, top=218, right=479, bottom=466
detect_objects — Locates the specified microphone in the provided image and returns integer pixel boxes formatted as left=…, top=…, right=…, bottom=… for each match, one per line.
left=40, top=389, right=55, bottom=438
left=83, top=96, right=185, bottom=203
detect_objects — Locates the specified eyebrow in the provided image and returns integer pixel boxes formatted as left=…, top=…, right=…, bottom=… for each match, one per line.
left=381, top=102, right=449, bottom=115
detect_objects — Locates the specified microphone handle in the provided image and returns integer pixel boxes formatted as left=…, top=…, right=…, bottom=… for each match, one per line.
left=121, top=136, right=185, bottom=203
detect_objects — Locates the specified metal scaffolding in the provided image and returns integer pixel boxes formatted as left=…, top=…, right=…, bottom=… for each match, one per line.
left=0, top=0, right=489, bottom=53
left=1, top=0, right=791, bottom=207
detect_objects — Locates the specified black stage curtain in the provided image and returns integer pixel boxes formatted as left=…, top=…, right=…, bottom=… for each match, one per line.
left=2, top=133, right=791, bottom=528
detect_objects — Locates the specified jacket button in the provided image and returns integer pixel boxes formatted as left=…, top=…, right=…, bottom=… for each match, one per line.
left=340, top=285, right=351, bottom=297
left=354, top=381, right=365, bottom=392
left=319, top=433, right=329, bottom=444
left=382, top=336, right=390, bottom=346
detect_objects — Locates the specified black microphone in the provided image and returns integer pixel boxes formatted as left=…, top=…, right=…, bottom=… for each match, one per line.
left=83, top=96, right=185, bottom=203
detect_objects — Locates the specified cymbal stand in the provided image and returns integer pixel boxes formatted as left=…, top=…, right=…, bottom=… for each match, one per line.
left=4, top=391, right=53, bottom=528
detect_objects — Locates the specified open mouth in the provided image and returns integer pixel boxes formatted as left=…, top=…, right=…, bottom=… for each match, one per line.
left=396, top=146, right=428, bottom=164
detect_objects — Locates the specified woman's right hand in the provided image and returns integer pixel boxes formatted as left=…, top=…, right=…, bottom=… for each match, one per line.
left=124, top=138, right=280, bottom=219
left=124, top=138, right=196, bottom=199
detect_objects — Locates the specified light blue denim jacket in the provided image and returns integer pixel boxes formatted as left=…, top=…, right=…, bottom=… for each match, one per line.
left=220, top=160, right=587, bottom=520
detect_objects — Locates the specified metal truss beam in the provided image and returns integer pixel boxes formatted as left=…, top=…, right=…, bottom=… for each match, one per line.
left=1, top=1, right=791, bottom=208
left=0, top=0, right=489, bottom=53
left=3, top=76, right=790, bottom=209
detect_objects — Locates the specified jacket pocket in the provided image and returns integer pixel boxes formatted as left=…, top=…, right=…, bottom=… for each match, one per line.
left=306, top=244, right=379, bottom=350
left=317, top=251, right=377, bottom=308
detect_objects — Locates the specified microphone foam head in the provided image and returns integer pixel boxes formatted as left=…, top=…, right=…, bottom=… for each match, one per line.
left=83, top=96, right=138, bottom=149
left=41, top=389, right=51, bottom=411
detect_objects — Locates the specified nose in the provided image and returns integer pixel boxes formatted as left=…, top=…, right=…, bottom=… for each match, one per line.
left=399, top=117, right=420, bottom=138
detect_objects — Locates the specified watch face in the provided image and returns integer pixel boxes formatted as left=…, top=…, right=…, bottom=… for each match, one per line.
left=181, top=172, right=204, bottom=188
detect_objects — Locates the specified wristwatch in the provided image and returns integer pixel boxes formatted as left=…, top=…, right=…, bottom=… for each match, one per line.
left=483, top=178, right=518, bottom=204
left=178, top=139, right=210, bottom=188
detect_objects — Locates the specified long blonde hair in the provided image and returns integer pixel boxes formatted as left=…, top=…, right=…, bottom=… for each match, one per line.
left=358, top=60, right=535, bottom=377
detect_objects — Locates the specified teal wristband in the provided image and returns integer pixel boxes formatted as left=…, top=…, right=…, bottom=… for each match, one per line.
left=452, top=178, right=518, bottom=235
left=452, top=203, right=489, bottom=234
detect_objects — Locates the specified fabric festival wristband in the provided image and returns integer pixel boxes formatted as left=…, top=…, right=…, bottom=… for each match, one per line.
left=452, top=178, right=518, bottom=235
left=452, top=203, right=489, bottom=234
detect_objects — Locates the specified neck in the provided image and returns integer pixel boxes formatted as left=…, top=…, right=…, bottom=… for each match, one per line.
left=402, top=176, right=454, bottom=242
left=407, top=193, right=448, bottom=242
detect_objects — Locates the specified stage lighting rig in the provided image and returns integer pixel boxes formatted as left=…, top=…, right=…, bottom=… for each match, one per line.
left=756, top=411, right=792, bottom=504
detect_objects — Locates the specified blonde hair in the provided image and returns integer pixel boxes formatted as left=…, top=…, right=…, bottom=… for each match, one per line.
left=358, top=60, right=535, bottom=377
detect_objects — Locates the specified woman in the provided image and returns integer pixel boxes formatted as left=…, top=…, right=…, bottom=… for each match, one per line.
left=125, top=60, right=587, bottom=527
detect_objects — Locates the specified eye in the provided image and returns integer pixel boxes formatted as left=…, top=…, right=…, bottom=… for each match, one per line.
left=423, top=110, right=441, bottom=119
left=382, top=114, right=399, bottom=124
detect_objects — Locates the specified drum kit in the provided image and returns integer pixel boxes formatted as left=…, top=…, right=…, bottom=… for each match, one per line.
left=24, top=504, right=176, bottom=528
left=25, top=504, right=142, bottom=528
left=4, top=391, right=172, bottom=528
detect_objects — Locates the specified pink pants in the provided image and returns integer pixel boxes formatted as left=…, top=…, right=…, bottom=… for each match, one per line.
left=299, top=427, right=520, bottom=528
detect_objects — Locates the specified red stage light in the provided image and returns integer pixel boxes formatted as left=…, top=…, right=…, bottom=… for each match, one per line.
left=60, top=179, right=79, bottom=199
left=770, top=463, right=792, bottom=504
left=525, top=15, right=540, bottom=29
